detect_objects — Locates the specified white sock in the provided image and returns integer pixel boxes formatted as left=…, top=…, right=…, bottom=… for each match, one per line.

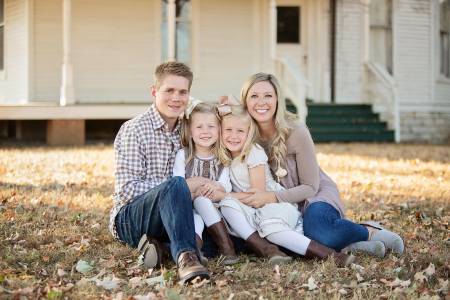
left=221, top=206, right=256, bottom=240
left=193, top=196, right=222, bottom=226
left=193, top=211, right=205, bottom=238
left=266, top=230, right=311, bottom=255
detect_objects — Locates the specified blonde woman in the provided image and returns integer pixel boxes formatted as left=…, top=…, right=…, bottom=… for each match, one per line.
left=235, top=73, right=404, bottom=259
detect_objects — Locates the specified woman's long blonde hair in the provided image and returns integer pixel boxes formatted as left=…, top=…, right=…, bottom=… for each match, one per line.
left=240, top=73, right=296, bottom=176
left=181, top=102, right=221, bottom=164
left=217, top=105, right=258, bottom=165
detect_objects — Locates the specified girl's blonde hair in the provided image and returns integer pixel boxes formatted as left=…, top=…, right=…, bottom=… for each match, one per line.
left=181, top=102, right=221, bottom=164
left=217, top=105, right=258, bottom=165
left=240, top=73, right=297, bottom=176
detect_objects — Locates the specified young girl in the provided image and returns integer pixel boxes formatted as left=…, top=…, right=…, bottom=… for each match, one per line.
left=218, top=104, right=355, bottom=266
left=172, top=101, right=239, bottom=265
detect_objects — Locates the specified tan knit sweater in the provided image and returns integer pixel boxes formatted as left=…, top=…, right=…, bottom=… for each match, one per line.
left=260, top=124, right=346, bottom=217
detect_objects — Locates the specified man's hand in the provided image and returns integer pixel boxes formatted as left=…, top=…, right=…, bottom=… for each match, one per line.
left=239, top=190, right=277, bottom=208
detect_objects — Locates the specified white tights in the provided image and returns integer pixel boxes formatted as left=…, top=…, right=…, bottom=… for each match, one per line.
left=193, top=196, right=222, bottom=239
left=221, top=206, right=311, bottom=255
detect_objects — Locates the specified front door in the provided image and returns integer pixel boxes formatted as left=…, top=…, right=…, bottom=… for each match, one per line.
left=276, top=0, right=308, bottom=77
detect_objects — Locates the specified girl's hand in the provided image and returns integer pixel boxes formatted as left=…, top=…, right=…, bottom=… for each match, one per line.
left=198, top=181, right=223, bottom=198
left=239, top=191, right=277, bottom=208
left=209, top=190, right=226, bottom=202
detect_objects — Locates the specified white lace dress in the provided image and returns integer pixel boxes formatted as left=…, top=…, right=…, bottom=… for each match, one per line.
left=220, top=144, right=302, bottom=237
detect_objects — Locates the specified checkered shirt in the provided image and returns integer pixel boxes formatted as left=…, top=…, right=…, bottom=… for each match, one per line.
left=109, top=104, right=181, bottom=240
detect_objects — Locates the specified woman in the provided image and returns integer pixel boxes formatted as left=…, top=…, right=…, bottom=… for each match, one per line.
left=235, top=73, right=404, bottom=258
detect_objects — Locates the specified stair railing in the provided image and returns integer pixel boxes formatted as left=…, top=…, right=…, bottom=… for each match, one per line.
left=365, top=61, right=400, bottom=142
left=274, top=56, right=309, bottom=122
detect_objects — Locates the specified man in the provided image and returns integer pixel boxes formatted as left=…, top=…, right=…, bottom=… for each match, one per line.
left=109, top=62, right=210, bottom=284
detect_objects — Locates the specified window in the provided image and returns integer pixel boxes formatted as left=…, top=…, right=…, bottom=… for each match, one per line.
left=0, top=0, right=4, bottom=71
left=277, top=6, right=300, bottom=44
left=161, top=0, right=191, bottom=65
left=369, top=0, right=393, bottom=74
left=440, top=0, right=450, bottom=78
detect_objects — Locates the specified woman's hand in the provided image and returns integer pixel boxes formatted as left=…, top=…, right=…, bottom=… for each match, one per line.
left=239, top=190, right=277, bottom=208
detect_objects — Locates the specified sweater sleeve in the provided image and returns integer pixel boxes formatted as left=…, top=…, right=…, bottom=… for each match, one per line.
left=274, top=125, right=320, bottom=203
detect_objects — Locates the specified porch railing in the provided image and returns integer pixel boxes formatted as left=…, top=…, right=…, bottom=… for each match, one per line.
left=365, top=61, right=400, bottom=142
left=274, top=56, right=309, bottom=122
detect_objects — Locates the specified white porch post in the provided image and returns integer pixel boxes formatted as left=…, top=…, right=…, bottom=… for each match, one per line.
left=167, top=0, right=177, bottom=61
left=269, top=0, right=277, bottom=66
left=361, top=0, right=370, bottom=63
left=60, top=0, right=75, bottom=105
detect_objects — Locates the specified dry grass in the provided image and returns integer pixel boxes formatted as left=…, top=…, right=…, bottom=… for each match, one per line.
left=0, top=142, right=449, bottom=299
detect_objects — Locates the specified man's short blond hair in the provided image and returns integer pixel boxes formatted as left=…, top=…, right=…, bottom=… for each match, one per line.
left=154, top=62, right=193, bottom=90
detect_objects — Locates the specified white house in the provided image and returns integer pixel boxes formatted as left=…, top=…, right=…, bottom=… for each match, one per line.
left=0, top=0, right=449, bottom=144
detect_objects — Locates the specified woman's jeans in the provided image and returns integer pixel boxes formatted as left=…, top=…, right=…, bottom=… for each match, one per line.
left=303, top=201, right=369, bottom=251
left=114, top=176, right=197, bottom=262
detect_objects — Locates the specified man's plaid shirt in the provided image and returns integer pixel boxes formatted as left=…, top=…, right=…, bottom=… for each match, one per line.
left=109, top=104, right=181, bottom=240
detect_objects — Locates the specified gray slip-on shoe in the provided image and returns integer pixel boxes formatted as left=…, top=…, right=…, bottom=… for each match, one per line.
left=362, top=221, right=404, bottom=255
left=345, top=241, right=386, bottom=258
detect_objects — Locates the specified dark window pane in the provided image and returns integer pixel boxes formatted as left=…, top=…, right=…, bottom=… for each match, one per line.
left=277, top=6, right=300, bottom=44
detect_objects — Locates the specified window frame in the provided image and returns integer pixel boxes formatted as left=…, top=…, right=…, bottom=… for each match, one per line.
left=369, top=0, right=393, bottom=74
left=0, top=0, right=4, bottom=77
left=439, top=0, right=450, bottom=79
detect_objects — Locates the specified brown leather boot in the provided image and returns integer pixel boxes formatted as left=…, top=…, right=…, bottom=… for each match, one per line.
left=195, top=234, right=208, bottom=266
left=245, top=232, right=292, bottom=265
left=207, top=220, right=239, bottom=265
left=177, top=251, right=210, bottom=284
left=305, top=240, right=355, bottom=267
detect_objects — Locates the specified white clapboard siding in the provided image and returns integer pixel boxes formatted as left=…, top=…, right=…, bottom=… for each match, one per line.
left=395, top=0, right=450, bottom=142
left=0, top=0, right=28, bottom=104
left=72, top=0, right=160, bottom=103
left=435, top=81, right=450, bottom=102
left=33, top=0, right=160, bottom=103
left=190, top=0, right=264, bottom=100
left=335, top=0, right=363, bottom=103
left=395, top=0, right=432, bottom=106
left=33, top=0, right=62, bottom=102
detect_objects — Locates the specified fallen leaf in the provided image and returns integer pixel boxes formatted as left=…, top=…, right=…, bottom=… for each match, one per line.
left=92, top=275, right=122, bottom=290
left=302, top=277, right=318, bottom=291
left=57, top=268, right=67, bottom=277
left=436, top=279, right=448, bottom=294
left=273, top=265, right=281, bottom=281
left=424, top=263, right=435, bottom=276
left=145, top=274, right=165, bottom=287
left=414, top=271, right=427, bottom=282
left=338, top=288, right=347, bottom=295
left=216, top=279, right=228, bottom=288
left=129, top=276, right=144, bottom=289
left=132, top=294, right=156, bottom=300
left=75, top=260, right=93, bottom=274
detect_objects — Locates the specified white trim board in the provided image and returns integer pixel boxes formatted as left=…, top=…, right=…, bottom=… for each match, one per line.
left=0, top=104, right=149, bottom=120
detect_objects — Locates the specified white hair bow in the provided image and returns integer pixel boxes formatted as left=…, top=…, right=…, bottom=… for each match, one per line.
left=184, top=97, right=203, bottom=120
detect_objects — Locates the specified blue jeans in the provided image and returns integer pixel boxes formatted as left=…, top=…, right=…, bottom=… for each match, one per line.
left=303, top=201, right=369, bottom=251
left=115, top=177, right=197, bottom=262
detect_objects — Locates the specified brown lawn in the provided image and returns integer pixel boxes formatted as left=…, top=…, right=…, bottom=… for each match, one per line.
left=0, top=143, right=448, bottom=299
